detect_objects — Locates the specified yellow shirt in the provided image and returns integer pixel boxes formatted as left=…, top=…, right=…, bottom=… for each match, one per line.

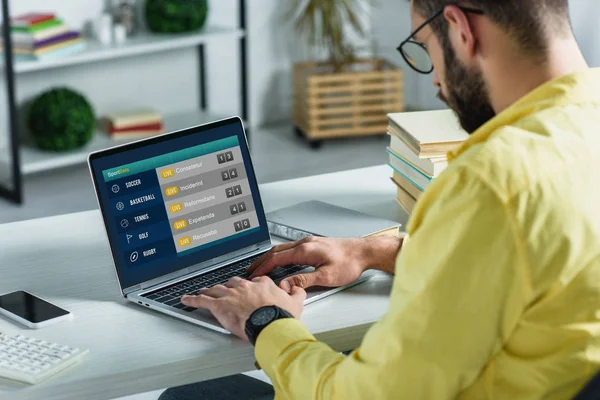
left=256, top=68, right=600, bottom=399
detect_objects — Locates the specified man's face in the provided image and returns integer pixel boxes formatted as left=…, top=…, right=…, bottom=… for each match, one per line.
left=410, top=5, right=496, bottom=134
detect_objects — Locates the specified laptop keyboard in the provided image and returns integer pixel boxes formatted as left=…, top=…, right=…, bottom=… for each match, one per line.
left=141, top=255, right=308, bottom=312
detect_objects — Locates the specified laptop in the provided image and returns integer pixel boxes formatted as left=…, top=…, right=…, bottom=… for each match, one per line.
left=88, top=117, right=373, bottom=334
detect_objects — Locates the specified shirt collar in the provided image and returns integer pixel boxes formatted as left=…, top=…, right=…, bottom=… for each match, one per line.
left=448, top=68, right=600, bottom=161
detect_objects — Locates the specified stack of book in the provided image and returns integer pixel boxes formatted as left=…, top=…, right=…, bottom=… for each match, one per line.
left=387, top=110, right=468, bottom=214
left=6, top=13, right=85, bottom=62
left=104, top=109, right=164, bottom=140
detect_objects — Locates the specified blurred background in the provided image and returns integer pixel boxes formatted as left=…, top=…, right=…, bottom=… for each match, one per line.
left=0, top=0, right=598, bottom=224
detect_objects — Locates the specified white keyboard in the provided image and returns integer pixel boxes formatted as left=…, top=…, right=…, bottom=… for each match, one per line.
left=0, top=332, right=88, bottom=384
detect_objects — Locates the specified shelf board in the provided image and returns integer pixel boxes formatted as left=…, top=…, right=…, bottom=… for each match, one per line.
left=3, top=110, right=233, bottom=175
left=4, top=26, right=244, bottom=74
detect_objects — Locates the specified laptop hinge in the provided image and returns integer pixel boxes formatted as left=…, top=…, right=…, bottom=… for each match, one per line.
left=124, top=284, right=142, bottom=296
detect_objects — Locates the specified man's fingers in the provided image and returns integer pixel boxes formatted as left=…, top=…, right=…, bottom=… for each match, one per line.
left=250, top=241, right=319, bottom=279
left=281, top=270, right=328, bottom=290
left=197, top=284, right=229, bottom=298
left=290, top=285, right=307, bottom=302
left=247, top=241, right=303, bottom=274
left=225, top=276, right=245, bottom=288
left=249, top=247, right=300, bottom=278
left=181, top=294, right=216, bottom=310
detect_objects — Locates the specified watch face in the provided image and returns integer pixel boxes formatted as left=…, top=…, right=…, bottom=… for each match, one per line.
left=251, top=306, right=277, bottom=326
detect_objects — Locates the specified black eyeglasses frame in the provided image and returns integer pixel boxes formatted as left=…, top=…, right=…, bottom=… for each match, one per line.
left=397, top=5, right=484, bottom=74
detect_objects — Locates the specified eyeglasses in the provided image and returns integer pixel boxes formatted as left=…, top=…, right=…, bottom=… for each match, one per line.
left=397, top=5, right=484, bottom=74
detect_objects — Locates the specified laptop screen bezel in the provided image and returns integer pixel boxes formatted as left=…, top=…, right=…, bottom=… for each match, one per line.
left=88, top=116, right=271, bottom=295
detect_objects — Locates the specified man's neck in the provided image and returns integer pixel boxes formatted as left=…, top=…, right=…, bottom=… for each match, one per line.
left=485, top=38, right=589, bottom=113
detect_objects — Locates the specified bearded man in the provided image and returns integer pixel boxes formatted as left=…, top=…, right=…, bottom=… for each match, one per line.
left=163, top=1, right=600, bottom=398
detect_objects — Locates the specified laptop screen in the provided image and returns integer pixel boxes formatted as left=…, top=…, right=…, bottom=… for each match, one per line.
left=89, top=117, right=270, bottom=290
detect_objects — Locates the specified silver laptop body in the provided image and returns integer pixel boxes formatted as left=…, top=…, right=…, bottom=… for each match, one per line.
left=88, top=117, right=372, bottom=334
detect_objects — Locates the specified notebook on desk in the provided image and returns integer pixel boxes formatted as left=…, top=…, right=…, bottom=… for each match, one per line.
left=267, top=201, right=401, bottom=241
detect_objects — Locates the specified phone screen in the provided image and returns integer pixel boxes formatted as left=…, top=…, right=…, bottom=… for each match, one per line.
left=0, top=291, right=69, bottom=323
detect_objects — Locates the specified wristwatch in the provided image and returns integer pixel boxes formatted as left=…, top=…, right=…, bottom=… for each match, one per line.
left=245, top=305, right=293, bottom=346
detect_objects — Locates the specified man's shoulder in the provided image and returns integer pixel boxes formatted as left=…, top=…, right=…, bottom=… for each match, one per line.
left=442, top=126, right=534, bottom=200
left=448, top=105, right=596, bottom=200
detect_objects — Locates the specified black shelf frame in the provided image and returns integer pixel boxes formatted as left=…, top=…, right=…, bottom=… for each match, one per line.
left=0, top=0, right=249, bottom=205
left=1, top=0, right=22, bottom=204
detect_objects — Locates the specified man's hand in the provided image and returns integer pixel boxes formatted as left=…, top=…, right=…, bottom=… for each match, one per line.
left=247, top=236, right=403, bottom=293
left=248, top=237, right=367, bottom=292
left=181, top=276, right=305, bottom=341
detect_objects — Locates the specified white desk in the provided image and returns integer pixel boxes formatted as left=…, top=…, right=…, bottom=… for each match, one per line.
left=0, top=165, right=408, bottom=400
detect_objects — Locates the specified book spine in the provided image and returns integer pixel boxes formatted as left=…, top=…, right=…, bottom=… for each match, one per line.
left=396, top=185, right=417, bottom=215
left=387, top=149, right=431, bottom=191
left=29, top=25, right=69, bottom=42
left=34, top=31, right=80, bottom=49
left=110, top=129, right=164, bottom=135
left=388, top=137, right=435, bottom=177
left=110, top=122, right=163, bottom=134
left=109, top=131, right=164, bottom=140
left=32, top=38, right=82, bottom=55
left=21, top=41, right=86, bottom=62
left=391, top=175, right=423, bottom=200
left=110, top=115, right=164, bottom=129
left=388, top=120, right=422, bottom=156
left=12, top=14, right=55, bottom=28
left=12, top=19, right=63, bottom=33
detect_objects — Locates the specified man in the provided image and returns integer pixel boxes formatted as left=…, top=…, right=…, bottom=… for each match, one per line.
left=163, top=0, right=600, bottom=398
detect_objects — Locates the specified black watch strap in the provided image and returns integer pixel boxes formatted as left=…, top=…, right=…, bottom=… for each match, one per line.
left=245, top=305, right=293, bottom=346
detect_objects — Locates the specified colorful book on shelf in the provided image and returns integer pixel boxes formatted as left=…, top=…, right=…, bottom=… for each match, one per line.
left=10, top=13, right=56, bottom=28
left=12, top=31, right=80, bottom=51
left=110, top=122, right=163, bottom=134
left=13, top=41, right=86, bottom=62
left=396, top=184, right=417, bottom=215
left=12, top=19, right=63, bottom=33
left=11, top=24, right=69, bottom=44
left=106, top=110, right=164, bottom=130
left=387, top=109, right=468, bottom=158
left=109, top=129, right=165, bottom=140
left=387, top=134, right=448, bottom=178
left=387, top=148, right=431, bottom=192
left=391, top=172, right=423, bottom=201
left=10, top=37, right=83, bottom=56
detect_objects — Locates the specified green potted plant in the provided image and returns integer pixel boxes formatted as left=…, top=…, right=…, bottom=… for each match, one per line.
left=26, top=88, right=96, bottom=152
left=288, top=0, right=405, bottom=148
left=145, top=0, right=209, bottom=34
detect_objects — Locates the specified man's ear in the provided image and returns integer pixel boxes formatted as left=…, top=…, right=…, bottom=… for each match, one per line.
left=443, top=5, right=477, bottom=63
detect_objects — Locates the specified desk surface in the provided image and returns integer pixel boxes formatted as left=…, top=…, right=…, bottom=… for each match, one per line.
left=0, top=165, right=407, bottom=400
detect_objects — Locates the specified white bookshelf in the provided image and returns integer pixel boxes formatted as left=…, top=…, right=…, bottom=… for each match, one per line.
left=0, top=2, right=250, bottom=203
left=0, top=27, right=246, bottom=175
left=3, top=26, right=244, bottom=74
left=2, top=109, right=234, bottom=175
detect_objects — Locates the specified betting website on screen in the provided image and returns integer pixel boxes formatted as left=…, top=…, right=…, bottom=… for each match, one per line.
left=101, top=136, right=259, bottom=269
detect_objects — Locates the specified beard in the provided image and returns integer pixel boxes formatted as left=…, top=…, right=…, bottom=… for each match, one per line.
left=437, top=43, right=496, bottom=134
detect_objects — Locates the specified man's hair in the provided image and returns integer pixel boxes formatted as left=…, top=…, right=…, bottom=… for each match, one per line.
left=412, top=0, right=572, bottom=59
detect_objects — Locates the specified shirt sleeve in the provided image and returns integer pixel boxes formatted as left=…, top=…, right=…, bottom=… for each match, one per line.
left=255, top=166, right=530, bottom=399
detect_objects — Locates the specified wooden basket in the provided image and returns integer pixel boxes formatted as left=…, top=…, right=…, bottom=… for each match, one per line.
left=294, top=58, right=404, bottom=142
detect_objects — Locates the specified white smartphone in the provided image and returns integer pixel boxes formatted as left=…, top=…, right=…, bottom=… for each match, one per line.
left=0, top=291, right=72, bottom=329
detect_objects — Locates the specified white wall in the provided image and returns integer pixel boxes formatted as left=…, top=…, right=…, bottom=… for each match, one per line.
left=246, top=0, right=297, bottom=128
left=370, top=0, right=600, bottom=111
left=371, top=0, right=443, bottom=111
left=570, top=1, right=600, bottom=67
